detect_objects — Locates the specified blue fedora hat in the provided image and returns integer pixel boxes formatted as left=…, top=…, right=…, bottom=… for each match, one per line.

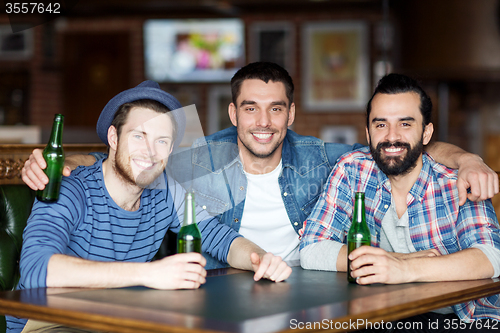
left=96, top=80, right=186, bottom=150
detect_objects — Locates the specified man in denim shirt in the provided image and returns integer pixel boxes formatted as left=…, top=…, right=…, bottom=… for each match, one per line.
left=23, top=62, right=499, bottom=269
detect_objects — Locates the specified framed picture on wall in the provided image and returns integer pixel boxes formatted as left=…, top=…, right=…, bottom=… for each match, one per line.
left=249, top=22, right=294, bottom=74
left=302, top=21, right=369, bottom=111
left=0, top=25, right=33, bottom=59
left=320, top=125, right=357, bottom=145
left=208, top=85, right=233, bottom=135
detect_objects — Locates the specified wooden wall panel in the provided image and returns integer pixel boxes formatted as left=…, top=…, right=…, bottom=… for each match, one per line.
left=0, top=144, right=107, bottom=185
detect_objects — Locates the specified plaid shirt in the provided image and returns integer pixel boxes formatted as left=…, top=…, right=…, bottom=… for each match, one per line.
left=300, top=146, right=500, bottom=321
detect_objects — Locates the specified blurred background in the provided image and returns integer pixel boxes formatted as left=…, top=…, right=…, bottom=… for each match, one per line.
left=0, top=0, right=500, bottom=173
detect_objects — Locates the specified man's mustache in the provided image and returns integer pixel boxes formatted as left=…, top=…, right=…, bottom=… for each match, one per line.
left=376, top=141, right=411, bottom=151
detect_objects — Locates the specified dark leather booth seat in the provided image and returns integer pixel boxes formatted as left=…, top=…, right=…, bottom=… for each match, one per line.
left=0, top=185, right=35, bottom=332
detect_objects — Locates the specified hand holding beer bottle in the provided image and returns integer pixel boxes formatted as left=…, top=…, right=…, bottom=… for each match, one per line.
left=177, top=191, right=202, bottom=253
left=36, top=114, right=65, bottom=202
left=347, top=192, right=371, bottom=283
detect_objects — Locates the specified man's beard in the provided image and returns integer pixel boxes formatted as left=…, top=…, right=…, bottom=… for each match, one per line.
left=113, top=143, right=165, bottom=188
left=370, top=136, right=424, bottom=176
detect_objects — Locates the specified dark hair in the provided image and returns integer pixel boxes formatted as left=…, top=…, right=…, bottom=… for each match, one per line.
left=111, top=99, right=177, bottom=143
left=366, top=74, right=432, bottom=128
left=231, top=62, right=294, bottom=106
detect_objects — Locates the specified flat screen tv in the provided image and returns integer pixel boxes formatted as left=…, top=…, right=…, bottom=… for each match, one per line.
left=144, top=19, right=245, bottom=82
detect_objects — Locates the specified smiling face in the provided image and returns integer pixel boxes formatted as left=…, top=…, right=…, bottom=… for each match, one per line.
left=110, top=107, right=174, bottom=188
left=228, top=79, right=295, bottom=173
left=366, top=92, right=433, bottom=177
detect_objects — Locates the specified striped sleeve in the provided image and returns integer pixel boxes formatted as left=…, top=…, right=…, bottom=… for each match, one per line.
left=19, top=177, right=86, bottom=289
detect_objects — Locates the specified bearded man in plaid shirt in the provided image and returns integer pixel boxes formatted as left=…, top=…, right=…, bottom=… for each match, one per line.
left=300, top=73, right=500, bottom=331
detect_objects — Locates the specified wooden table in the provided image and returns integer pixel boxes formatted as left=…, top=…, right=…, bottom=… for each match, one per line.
left=0, top=267, right=499, bottom=333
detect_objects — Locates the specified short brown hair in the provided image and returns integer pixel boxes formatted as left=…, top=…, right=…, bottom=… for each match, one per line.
left=231, top=62, right=294, bottom=107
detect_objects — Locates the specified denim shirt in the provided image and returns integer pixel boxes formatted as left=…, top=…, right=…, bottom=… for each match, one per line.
left=167, top=126, right=360, bottom=268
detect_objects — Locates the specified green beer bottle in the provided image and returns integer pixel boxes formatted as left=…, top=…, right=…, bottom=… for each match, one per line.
left=177, top=191, right=202, bottom=253
left=36, top=114, right=65, bottom=202
left=347, top=192, right=371, bottom=283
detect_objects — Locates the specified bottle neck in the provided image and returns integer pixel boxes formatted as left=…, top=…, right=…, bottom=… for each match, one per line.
left=353, top=192, right=365, bottom=223
left=48, top=115, right=64, bottom=147
left=183, top=192, right=195, bottom=226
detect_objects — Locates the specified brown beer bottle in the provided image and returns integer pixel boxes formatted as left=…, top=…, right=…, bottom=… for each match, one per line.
left=347, top=192, right=371, bottom=283
left=36, top=114, right=65, bottom=202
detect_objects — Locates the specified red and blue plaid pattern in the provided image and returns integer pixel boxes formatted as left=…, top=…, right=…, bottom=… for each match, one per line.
left=300, top=146, right=500, bottom=321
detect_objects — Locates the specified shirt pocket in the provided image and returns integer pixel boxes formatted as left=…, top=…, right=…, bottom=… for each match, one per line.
left=300, top=194, right=321, bottom=218
left=194, top=192, right=230, bottom=216
left=437, top=232, right=460, bottom=254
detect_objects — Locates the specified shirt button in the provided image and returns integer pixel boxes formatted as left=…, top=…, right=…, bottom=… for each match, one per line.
left=384, top=204, right=389, bottom=209
left=284, top=192, right=288, bottom=196
left=293, top=222, right=298, bottom=226
left=202, top=205, right=207, bottom=210
left=234, top=218, right=239, bottom=223
left=239, top=186, right=244, bottom=191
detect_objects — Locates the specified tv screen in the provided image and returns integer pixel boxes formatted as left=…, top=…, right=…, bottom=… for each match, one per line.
left=144, top=19, right=245, bottom=82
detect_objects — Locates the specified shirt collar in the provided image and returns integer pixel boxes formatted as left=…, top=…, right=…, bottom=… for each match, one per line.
left=409, top=153, right=432, bottom=203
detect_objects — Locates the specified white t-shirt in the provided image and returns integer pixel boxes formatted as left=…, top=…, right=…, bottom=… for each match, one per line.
left=239, top=160, right=300, bottom=262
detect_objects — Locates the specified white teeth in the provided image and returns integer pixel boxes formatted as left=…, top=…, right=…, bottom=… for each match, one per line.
left=135, top=160, right=154, bottom=168
left=253, top=133, right=272, bottom=139
left=385, top=147, right=403, bottom=153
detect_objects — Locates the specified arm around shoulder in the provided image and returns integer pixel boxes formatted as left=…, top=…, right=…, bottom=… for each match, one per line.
left=65, top=153, right=99, bottom=169
left=22, top=150, right=99, bottom=191
left=425, top=141, right=499, bottom=204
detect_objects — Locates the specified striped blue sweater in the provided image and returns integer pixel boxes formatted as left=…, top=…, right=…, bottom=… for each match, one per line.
left=7, top=160, right=241, bottom=332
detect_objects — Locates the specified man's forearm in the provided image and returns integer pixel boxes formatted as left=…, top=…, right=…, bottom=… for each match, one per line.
left=425, top=141, right=498, bottom=204
left=226, top=237, right=266, bottom=271
left=47, top=252, right=207, bottom=290
left=65, top=154, right=97, bottom=170
left=407, top=248, right=494, bottom=282
left=47, top=254, right=144, bottom=288
left=425, top=141, right=474, bottom=169
left=226, top=238, right=293, bottom=282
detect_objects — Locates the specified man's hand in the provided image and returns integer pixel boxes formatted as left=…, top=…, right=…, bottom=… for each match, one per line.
left=456, top=154, right=499, bottom=205
left=142, top=253, right=207, bottom=290
left=22, top=149, right=72, bottom=191
left=22, top=149, right=95, bottom=191
left=425, top=142, right=499, bottom=204
left=348, top=246, right=412, bottom=285
left=250, top=252, right=292, bottom=282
